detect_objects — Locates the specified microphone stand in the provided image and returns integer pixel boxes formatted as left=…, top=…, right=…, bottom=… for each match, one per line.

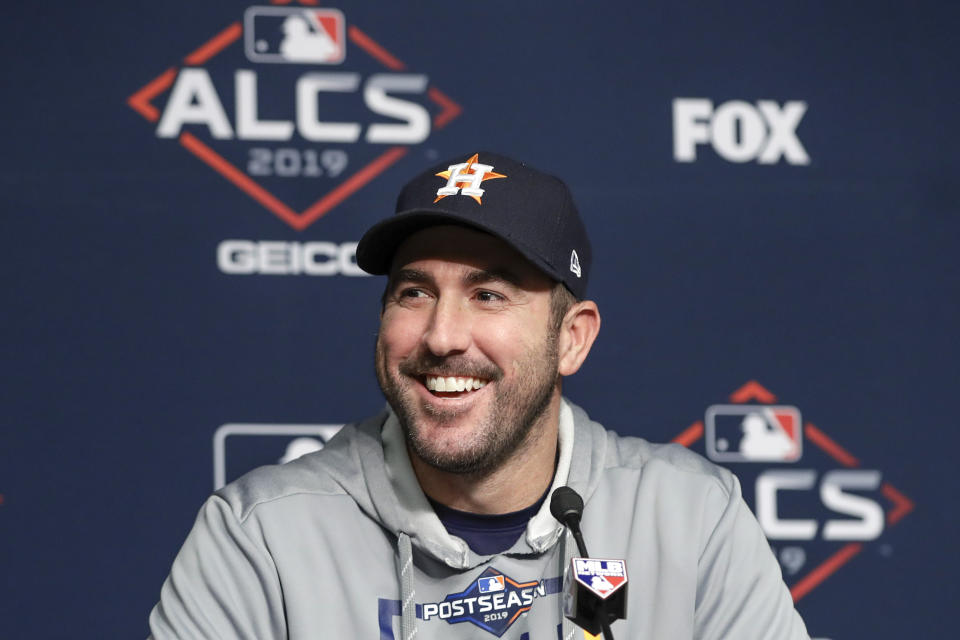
left=552, top=488, right=616, bottom=640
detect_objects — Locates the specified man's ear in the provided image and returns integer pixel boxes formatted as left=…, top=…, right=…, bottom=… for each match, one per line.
left=557, top=300, right=601, bottom=377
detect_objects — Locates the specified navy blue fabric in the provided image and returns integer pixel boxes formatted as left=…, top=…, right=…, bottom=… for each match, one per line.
left=428, top=491, right=550, bottom=555
left=356, top=151, right=592, bottom=299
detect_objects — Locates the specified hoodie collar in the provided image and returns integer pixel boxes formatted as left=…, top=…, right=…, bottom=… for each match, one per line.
left=377, top=400, right=577, bottom=569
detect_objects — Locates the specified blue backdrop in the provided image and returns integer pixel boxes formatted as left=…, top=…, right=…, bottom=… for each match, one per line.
left=2, top=1, right=957, bottom=638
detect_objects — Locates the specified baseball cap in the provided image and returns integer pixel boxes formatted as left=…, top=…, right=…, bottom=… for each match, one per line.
left=356, top=151, right=592, bottom=299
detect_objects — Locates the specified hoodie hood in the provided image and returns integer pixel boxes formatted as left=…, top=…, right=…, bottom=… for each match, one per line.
left=311, top=397, right=610, bottom=570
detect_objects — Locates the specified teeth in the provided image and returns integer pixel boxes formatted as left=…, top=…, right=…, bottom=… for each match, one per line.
left=425, top=376, right=488, bottom=393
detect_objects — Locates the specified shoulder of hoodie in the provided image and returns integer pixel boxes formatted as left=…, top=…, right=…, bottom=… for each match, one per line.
left=569, top=401, right=737, bottom=499
left=608, top=431, right=736, bottom=495
left=212, top=410, right=387, bottom=523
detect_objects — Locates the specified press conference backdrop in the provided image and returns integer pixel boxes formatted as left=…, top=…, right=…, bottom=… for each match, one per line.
left=2, top=1, right=957, bottom=637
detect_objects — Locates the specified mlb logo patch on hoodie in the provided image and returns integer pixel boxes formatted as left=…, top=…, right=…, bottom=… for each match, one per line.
left=478, top=576, right=505, bottom=593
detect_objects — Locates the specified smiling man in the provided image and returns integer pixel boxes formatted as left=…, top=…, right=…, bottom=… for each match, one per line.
left=149, top=152, right=810, bottom=639
left=372, top=224, right=595, bottom=517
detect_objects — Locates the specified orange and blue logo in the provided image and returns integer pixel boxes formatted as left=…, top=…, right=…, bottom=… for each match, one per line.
left=419, top=567, right=545, bottom=636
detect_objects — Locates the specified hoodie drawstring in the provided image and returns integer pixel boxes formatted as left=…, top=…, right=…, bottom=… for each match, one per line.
left=398, top=532, right=418, bottom=640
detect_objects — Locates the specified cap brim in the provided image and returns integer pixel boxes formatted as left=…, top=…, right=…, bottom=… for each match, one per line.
left=356, top=208, right=562, bottom=283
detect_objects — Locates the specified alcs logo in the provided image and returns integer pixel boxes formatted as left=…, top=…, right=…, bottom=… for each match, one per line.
left=128, top=1, right=461, bottom=232
left=673, top=98, right=810, bottom=165
left=674, top=380, right=913, bottom=602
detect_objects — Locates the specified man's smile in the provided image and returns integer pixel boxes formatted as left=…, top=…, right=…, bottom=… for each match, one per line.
left=424, top=375, right=489, bottom=394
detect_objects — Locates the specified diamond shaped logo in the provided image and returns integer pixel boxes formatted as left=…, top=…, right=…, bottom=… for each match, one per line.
left=127, top=1, right=461, bottom=231
left=673, top=380, right=914, bottom=602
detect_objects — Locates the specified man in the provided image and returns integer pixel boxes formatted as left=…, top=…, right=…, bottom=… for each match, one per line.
left=149, top=152, right=810, bottom=639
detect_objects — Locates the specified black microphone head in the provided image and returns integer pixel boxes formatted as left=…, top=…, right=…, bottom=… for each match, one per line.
left=550, top=486, right=584, bottom=524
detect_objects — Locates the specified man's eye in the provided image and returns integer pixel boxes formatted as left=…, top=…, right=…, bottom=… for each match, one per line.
left=399, top=288, right=428, bottom=298
left=476, top=291, right=505, bottom=303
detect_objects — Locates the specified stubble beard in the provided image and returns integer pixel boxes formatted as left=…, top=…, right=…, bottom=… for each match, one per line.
left=375, top=330, right=560, bottom=477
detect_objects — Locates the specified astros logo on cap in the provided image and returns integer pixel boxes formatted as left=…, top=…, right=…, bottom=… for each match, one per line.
left=434, top=153, right=506, bottom=204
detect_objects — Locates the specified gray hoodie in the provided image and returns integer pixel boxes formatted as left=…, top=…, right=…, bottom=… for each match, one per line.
left=149, top=400, right=810, bottom=639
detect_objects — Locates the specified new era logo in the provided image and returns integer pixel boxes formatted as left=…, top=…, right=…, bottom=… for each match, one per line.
left=570, top=249, right=582, bottom=278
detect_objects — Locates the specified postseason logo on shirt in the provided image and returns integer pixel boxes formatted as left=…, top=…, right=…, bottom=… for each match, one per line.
left=419, top=567, right=545, bottom=636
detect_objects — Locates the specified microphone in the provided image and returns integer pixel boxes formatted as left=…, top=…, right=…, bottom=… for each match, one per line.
left=550, top=486, right=589, bottom=556
left=550, top=487, right=627, bottom=640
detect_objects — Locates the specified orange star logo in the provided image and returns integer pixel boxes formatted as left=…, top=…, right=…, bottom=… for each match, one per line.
left=434, top=153, right=507, bottom=204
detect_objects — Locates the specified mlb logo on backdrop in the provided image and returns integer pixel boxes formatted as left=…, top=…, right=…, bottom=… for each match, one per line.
left=244, top=6, right=346, bottom=64
left=705, top=404, right=802, bottom=463
left=213, top=423, right=343, bottom=489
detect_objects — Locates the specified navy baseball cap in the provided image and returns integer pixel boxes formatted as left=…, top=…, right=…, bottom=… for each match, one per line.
left=356, top=151, right=592, bottom=299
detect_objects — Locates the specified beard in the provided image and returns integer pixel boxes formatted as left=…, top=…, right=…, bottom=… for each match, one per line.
left=375, top=328, right=560, bottom=477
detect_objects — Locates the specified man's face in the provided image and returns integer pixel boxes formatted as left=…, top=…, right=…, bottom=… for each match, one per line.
left=375, top=225, right=561, bottom=476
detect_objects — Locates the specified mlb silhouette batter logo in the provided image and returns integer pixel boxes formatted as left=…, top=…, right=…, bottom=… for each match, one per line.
left=705, top=404, right=802, bottom=462
left=244, top=6, right=346, bottom=64
left=572, top=559, right=628, bottom=599
left=477, top=576, right=505, bottom=593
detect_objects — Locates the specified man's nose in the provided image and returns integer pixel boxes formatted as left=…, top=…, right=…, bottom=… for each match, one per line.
left=423, top=297, right=472, bottom=356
